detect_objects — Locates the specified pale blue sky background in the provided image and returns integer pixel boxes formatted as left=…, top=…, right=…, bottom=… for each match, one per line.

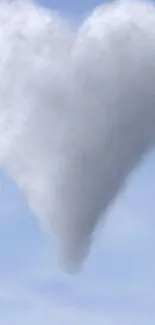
left=38, top=0, right=106, bottom=14
left=0, top=0, right=155, bottom=324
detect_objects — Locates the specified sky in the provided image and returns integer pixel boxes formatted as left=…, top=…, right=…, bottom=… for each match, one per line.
left=0, top=0, right=155, bottom=324
left=38, top=0, right=108, bottom=15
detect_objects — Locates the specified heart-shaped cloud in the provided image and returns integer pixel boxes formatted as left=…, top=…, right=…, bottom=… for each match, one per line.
left=1, top=0, right=155, bottom=272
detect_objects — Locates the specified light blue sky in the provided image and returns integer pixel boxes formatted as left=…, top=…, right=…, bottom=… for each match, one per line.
left=1, top=0, right=155, bottom=324
left=38, top=0, right=106, bottom=15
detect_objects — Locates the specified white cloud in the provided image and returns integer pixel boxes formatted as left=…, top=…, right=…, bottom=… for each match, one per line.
left=0, top=0, right=155, bottom=272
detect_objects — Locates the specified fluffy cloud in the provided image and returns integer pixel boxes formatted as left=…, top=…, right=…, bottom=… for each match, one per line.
left=0, top=0, right=155, bottom=271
